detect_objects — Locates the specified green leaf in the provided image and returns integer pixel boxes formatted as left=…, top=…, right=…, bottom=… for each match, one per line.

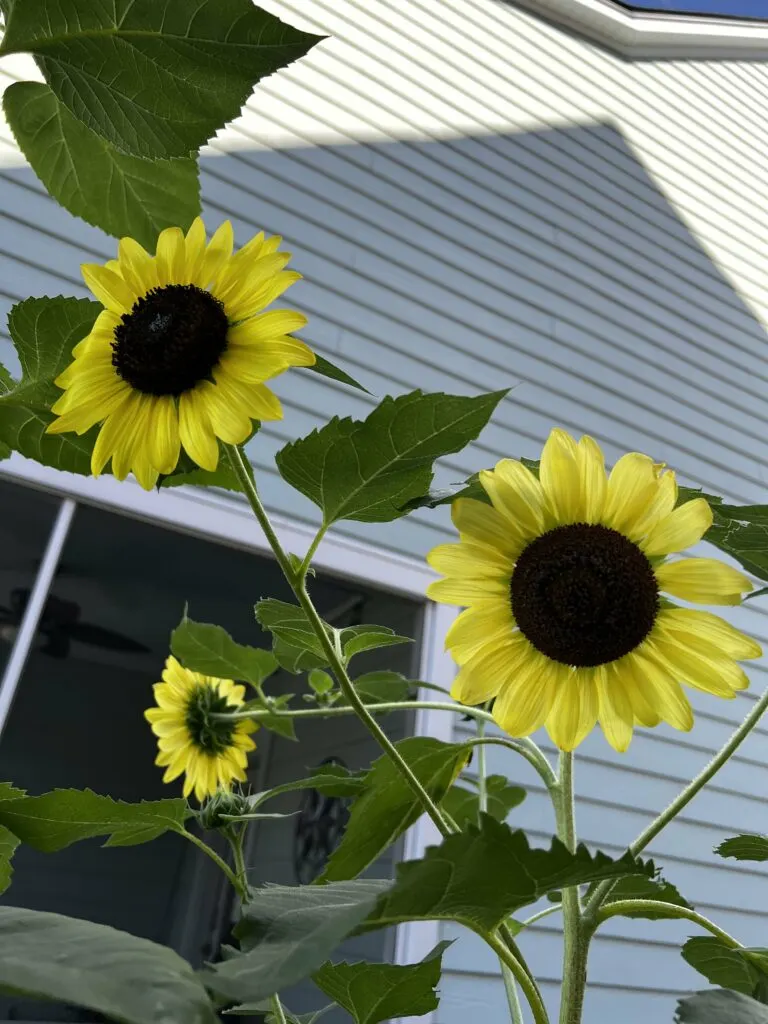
left=0, top=296, right=101, bottom=472
left=0, top=0, right=324, bottom=160
left=226, top=1002, right=332, bottom=1023
left=716, top=835, right=768, bottom=862
left=682, top=937, right=763, bottom=997
left=349, top=670, right=412, bottom=705
left=340, top=623, right=413, bottom=661
left=361, top=815, right=653, bottom=934
left=0, top=906, right=217, bottom=1024
left=0, top=363, right=14, bottom=394
left=276, top=390, right=507, bottom=525
left=599, top=871, right=692, bottom=919
left=3, top=82, right=200, bottom=250
left=0, top=827, right=19, bottom=896
left=250, top=763, right=366, bottom=810
left=0, top=789, right=191, bottom=850
left=171, top=617, right=277, bottom=688
left=441, top=775, right=526, bottom=829
left=321, top=738, right=471, bottom=882
left=255, top=599, right=329, bottom=673
left=309, top=669, right=335, bottom=695
left=306, top=354, right=371, bottom=394
left=313, top=941, right=450, bottom=1024
left=676, top=990, right=768, bottom=1023
left=203, top=879, right=389, bottom=1005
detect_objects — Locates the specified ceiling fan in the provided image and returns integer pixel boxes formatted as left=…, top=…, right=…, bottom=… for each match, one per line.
left=0, top=589, right=151, bottom=659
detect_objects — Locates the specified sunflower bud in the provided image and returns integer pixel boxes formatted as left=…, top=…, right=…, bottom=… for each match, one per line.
left=198, top=789, right=251, bottom=831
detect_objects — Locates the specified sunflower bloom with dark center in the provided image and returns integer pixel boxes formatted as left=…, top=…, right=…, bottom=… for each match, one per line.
left=47, top=218, right=315, bottom=489
left=427, top=428, right=761, bottom=752
left=145, top=655, right=257, bottom=802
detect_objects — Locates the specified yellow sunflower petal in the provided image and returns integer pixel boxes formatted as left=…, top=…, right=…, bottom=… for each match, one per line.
left=445, top=602, right=515, bottom=664
left=146, top=395, right=181, bottom=476
left=642, top=499, right=713, bottom=558
left=627, top=649, right=695, bottom=732
left=155, top=226, right=187, bottom=286
left=105, top=391, right=147, bottom=480
left=657, top=607, right=762, bottom=660
left=451, top=497, right=526, bottom=559
left=540, top=428, right=582, bottom=524
left=451, top=635, right=529, bottom=705
left=656, top=558, right=752, bottom=605
left=228, top=309, right=309, bottom=344
left=427, top=575, right=509, bottom=605
left=200, top=221, right=235, bottom=287
left=596, top=663, right=635, bottom=752
left=427, top=541, right=513, bottom=580
left=184, top=217, right=207, bottom=284
left=481, top=459, right=548, bottom=538
left=577, top=435, right=607, bottom=524
left=179, top=388, right=219, bottom=471
left=602, top=452, right=659, bottom=540
left=652, top=633, right=748, bottom=697
left=82, top=263, right=136, bottom=314
left=493, top=653, right=557, bottom=737
left=545, top=668, right=598, bottom=751
left=90, top=390, right=142, bottom=475
left=118, top=236, right=158, bottom=294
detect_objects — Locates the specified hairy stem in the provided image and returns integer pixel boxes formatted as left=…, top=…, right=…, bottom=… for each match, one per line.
left=584, top=683, right=768, bottom=921
left=270, top=994, right=289, bottom=1024
left=556, top=753, right=587, bottom=1024
left=595, top=901, right=740, bottom=947
left=226, top=444, right=452, bottom=838
left=483, top=929, right=551, bottom=1024
left=180, top=828, right=247, bottom=901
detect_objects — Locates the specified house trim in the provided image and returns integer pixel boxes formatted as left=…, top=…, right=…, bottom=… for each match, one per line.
left=514, top=0, right=768, bottom=59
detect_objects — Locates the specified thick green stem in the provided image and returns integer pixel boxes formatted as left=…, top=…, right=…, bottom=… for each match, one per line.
left=477, top=718, right=488, bottom=821
left=226, top=444, right=452, bottom=838
left=584, top=683, right=768, bottom=921
left=502, top=960, right=526, bottom=1024
left=220, top=702, right=557, bottom=790
left=595, top=902, right=740, bottom=947
left=270, top=994, right=289, bottom=1024
left=180, top=828, right=247, bottom=901
left=556, top=753, right=587, bottom=1024
left=229, top=827, right=249, bottom=899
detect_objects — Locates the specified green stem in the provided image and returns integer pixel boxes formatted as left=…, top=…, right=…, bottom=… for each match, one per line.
left=502, top=960, right=526, bottom=1024
left=298, top=523, right=328, bottom=580
left=521, top=904, right=563, bottom=930
left=226, top=444, right=452, bottom=838
left=556, top=752, right=587, bottom=1024
left=270, top=994, right=289, bottom=1024
left=484, top=929, right=550, bottom=1024
left=220, top=702, right=557, bottom=790
left=230, top=827, right=249, bottom=899
left=584, top=683, right=768, bottom=921
left=180, top=828, right=247, bottom=901
left=477, top=717, right=488, bottom=822
left=595, top=901, right=740, bottom=947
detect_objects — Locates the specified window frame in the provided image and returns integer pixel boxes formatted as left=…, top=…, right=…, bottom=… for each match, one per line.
left=514, top=0, right=768, bottom=59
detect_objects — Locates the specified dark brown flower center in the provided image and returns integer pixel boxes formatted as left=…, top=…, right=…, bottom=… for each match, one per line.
left=510, top=523, right=659, bottom=667
left=185, top=684, right=237, bottom=755
left=112, top=284, right=229, bottom=396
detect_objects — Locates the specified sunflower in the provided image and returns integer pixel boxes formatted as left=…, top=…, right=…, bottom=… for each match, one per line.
left=47, top=218, right=315, bottom=489
left=427, top=429, right=761, bottom=752
left=145, top=656, right=257, bottom=802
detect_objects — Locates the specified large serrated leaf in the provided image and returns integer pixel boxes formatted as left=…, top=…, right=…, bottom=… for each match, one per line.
left=313, top=941, right=450, bottom=1024
left=0, top=789, right=191, bottom=850
left=0, top=296, right=101, bottom=472
left=0, top=906, right=217, bottom=1024
left=0, top=0, right=323, bottom=160
left=255, top=599, right=329, bottom=673
left=276, top=390, right=507, bottom=524
left=676, top=990, right=768, bottom=1023
left=203, top=880, right=389, bottom=1006
left=3, top=82, right=200, bottom=250
left=717, top=835, right=768, bottom=862
left=320, top=738, right=471, bottom=882
left=171, top=617, right=277, bottom=688
left=0, top=827, right=19, bottom=896
left=361, top=815, right=653, bottom=934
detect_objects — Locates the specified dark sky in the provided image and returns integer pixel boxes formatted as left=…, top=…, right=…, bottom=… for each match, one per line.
left=621, top=0, right=768, bottom=15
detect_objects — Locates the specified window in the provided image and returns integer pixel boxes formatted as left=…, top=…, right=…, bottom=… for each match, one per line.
left=514, top=0, right=768, bottom=58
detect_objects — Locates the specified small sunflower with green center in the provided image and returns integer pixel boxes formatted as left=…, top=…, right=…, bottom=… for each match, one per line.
left=47, top=218, right=315, bottom=490
left=145, top=656, right=257, bottom=802
left=427, top=428, right=761, bottom=753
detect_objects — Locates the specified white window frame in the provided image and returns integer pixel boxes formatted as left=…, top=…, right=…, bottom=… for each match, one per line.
left=0, top=454, right=460, bottom=990
left=514, top=0, right=768, bottom=59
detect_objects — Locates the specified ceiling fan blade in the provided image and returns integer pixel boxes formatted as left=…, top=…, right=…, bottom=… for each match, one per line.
left=66, top=622, right=151, bottom=654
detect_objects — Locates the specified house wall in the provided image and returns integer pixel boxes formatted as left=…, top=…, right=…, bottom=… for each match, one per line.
left=2, top=1, right=768, bottom=1021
